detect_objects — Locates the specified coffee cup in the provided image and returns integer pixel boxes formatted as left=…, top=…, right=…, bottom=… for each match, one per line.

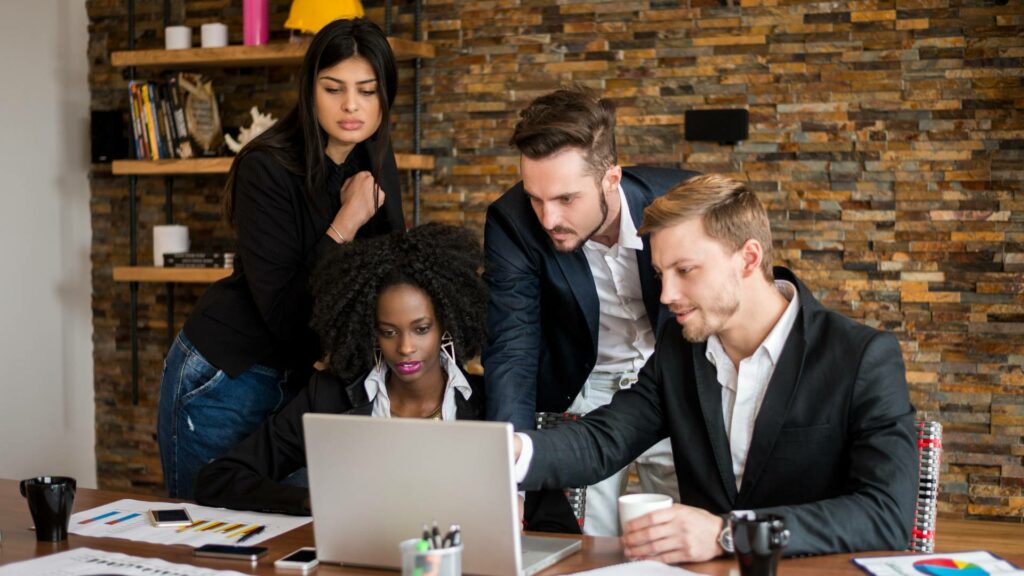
left=732, top=512, right=790, bottom=576
left=618, top=493, right=673, bottom=534
left=20, top=476, right=76, bottom=542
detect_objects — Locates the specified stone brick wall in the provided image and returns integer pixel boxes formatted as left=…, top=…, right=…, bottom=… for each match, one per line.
left=89, top=0, right=1022, bottom=520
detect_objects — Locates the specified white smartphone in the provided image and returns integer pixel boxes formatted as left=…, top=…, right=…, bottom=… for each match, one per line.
left=274, top=547, right=318, bottom=571
left=148, top=508, right=192, bottom=527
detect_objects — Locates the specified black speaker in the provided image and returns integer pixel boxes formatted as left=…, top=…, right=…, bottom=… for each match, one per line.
left=91, top=110, right=128, bottom=163
left=684, top=109, right=749, bottom=145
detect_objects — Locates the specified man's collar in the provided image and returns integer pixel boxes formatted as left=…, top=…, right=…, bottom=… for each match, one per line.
left=617, top=184, right=643, bottom=251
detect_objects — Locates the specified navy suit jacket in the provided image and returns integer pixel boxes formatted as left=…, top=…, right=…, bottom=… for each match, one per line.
left=521, top=268, right=918, bottom=556
left=482, top=166, right=699, bottom=431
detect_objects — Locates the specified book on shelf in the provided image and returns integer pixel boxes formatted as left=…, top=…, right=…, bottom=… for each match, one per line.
left=163, top=252, right=234, bottom=268
left=126, top=76, right=198, bottom=160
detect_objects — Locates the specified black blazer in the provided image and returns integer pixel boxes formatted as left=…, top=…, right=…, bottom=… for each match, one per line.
left=482, top=166, right=700, bottom=431
left=184, top=142, right=404, bottom=384
left=521, top=268, right=918, bottom=556
left=194, top=368, right=484, bottom=516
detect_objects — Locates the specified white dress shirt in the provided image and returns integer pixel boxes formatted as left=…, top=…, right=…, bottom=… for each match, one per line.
left=581, top=185, right=656, bottom=374
left=363, top=353, right=473, bottom=421
left=705, top=280, right=800, bottom=490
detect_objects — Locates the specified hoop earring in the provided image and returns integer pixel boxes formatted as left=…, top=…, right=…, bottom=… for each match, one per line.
left=440, top=331, right=456, bottom=366
left=373, top=344, right=383, bottom=372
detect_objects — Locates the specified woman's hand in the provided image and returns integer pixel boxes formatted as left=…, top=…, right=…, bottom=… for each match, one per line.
left=329, top=171, right=385, bottom=243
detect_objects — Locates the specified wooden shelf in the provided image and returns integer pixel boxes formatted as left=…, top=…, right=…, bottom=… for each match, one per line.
left=111, top=37, right=433, bottom=69
left=112, top=153, right=432, bottom=176
left=113, top=266, right=232, bottom=284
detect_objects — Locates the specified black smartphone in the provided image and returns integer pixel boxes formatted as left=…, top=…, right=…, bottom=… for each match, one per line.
left=148, top=508, right=193, bottom=527
left=193, top=544, right=269, bottom=561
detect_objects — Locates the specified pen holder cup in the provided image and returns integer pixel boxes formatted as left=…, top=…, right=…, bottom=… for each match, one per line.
left=399, top=538, right=462, bottom=576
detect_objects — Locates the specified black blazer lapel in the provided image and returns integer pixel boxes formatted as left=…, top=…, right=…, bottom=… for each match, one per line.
left=692, top=344, right=738, bottom=503
left=737, top=316, right=806, bottom=501
left=552, top=249, right=599, bottom=346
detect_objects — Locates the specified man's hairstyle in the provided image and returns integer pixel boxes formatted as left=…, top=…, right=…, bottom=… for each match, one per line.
left=639, top=174, right=775, bottom=280
left=509, top=86, right=618, bottom=181
left=310, top=223, right=488, bottom=383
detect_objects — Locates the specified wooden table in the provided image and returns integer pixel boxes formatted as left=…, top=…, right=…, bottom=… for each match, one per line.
left=1, top=480, right=1020, bottom=574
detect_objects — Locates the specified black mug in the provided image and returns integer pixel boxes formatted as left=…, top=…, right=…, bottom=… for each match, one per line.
left=20, top=476, right=77, bottom=542
left=732, top=512, right=790, bottom=576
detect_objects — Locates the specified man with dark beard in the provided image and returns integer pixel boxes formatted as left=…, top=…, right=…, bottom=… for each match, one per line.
left=513, top=174, right=917, bottom=561
left=483, top=86, right=698, bottom=535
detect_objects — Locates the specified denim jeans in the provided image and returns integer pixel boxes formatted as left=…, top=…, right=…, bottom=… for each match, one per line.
left=157, top=331, right=289, bottom=499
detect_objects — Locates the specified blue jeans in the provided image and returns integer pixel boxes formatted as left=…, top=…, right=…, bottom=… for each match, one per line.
left=157, top=331, right=289, bottom=499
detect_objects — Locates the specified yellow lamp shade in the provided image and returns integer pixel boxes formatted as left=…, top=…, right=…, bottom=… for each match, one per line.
left=284, top=0, right=365, bottom=35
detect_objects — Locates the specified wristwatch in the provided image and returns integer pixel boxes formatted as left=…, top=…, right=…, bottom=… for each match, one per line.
left=717, top=513, right=734, bottom=554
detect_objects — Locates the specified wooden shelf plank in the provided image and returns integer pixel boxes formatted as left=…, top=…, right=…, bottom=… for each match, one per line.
left=112, top=154, right=432, bottom=175
left=112, top=158, right=230, bottom=175
left=113, top=266, right=232, bottom=284
left=111, top=37, right=433, bottom=68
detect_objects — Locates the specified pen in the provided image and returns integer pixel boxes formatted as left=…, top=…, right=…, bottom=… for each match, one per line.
left=236, top=525, right=265, bottom=543
left=431, top=521, right=441, bottom=549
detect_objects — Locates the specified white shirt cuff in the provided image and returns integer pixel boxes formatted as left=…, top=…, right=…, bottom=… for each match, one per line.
left=514, top=432, right=535, bottom=484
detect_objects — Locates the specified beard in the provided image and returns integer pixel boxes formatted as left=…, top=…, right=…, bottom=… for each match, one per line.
left=679, top=273, right=742, bottom=343
left=549, top=190, right=610, bottom=252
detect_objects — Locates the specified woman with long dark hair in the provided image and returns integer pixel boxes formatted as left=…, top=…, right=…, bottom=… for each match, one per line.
left=158, top=18, right=404, bottom=499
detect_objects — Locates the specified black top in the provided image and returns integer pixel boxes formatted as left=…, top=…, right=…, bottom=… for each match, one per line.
left=183, top=142, right=404, bottom=382
left=194, top=368, right=582, bottom=534
left=193, top=368, right=486, bottom=515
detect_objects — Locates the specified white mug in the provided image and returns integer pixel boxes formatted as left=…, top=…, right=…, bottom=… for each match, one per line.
left=201, top=23, right=228, bottom=48
left=153, top=224, right=190, bottom=266
left=618, top=493, right=673, bottom=533
left=164, top=26, right=192, bottom=50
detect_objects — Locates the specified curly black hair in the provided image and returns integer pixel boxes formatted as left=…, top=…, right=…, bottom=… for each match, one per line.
left=310, top=223, right=488, bottom=383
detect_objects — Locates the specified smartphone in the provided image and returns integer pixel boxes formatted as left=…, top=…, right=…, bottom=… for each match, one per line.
left=274, top=547, right=318, bottom=571
left=193, top=544, right=269, bottom=561
left=148, top=508, right=193, bottom=527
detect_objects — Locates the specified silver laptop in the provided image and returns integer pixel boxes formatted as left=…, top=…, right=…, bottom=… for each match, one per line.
left=303, top=414, right=581, bottom=576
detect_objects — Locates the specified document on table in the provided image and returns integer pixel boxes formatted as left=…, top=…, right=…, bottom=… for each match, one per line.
left=68, top=498, right=310, bottom=547
left=569, top=560, right=708, bottom=575
left=0, top=547, right=250, bottom=576
left=854, top=550, right=1024, bottom=575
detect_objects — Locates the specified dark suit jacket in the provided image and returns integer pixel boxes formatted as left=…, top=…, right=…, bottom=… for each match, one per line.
left=483, top=166, right=700, bottom=431
left=521, top=268, right=917, bottom=556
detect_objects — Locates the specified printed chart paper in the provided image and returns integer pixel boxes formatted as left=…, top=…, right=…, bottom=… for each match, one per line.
left=854, top=550, right=1024, bottom=576
left=69, top=498, right=310, bottom=547
left=0, top=547, right=250, bottom=576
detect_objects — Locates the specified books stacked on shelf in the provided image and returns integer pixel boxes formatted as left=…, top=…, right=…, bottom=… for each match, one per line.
left=127, top=75, right=194, bottom=160
left=163, top=252, right=234, bottom=269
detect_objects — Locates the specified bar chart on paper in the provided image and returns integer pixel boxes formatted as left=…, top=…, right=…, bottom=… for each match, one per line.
left=69, top=499, right=310, bottom=547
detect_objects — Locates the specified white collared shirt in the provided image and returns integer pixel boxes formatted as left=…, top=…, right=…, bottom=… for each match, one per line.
left=705, top=280, right=800, bottom=490
left=581, top=185, right=656, bottom=374
left=363, top=353, right=473, bottom=421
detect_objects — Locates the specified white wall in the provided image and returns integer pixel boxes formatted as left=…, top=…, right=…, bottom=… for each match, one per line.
left=0, top=1, right=95, bottom=487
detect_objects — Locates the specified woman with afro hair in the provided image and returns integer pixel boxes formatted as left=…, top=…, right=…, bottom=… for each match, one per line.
left=194, top=223, right=581, bottom=534
left=193, top=223, right=489, bottom=514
